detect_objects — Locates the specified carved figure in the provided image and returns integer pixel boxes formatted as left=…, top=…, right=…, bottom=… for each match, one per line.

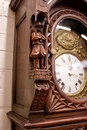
left=30, top=22, right=47, bottom=69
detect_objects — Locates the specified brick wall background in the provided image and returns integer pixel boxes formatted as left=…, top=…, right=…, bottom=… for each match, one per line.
left=0, top=0, right=15, bottom=129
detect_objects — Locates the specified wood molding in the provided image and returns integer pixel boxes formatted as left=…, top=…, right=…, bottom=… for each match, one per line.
left=25, top=116, right=87, bottom=129
left=9, top=0, right=22, bottom=11
left=7, top=111, right=87, bottom=129
left=7, top=111, right=27, bottom=129
left=16, top=12, right=26, bottom=28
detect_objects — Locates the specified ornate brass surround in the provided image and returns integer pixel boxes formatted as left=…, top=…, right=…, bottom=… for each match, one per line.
left=54, top=30, right=87, bottom=98
left=46, top=9, right=87, bottom=113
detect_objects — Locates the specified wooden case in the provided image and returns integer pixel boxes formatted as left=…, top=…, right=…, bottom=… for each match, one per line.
left=7, top=0, right=87, bottom=130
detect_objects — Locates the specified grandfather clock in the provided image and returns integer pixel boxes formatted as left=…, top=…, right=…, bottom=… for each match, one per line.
left=7, top=0, right=87, bottom=130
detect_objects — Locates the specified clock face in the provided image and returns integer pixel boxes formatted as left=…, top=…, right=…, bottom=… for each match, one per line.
left=55, top=53, right=85, bottom=96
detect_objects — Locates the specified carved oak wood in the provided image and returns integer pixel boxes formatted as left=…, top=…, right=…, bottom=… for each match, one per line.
left=8, top=0, right=87, bottom=129
left=46, top=9, right=87, bottom=114
left=9, top=0, right=22, bottom=11
left=7, top=111, right=87, bottom=129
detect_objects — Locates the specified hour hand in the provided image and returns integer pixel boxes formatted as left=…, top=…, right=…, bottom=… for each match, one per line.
left=71, top=73, right=85, bottom=80
left=56, top=63, right=85, bottom=80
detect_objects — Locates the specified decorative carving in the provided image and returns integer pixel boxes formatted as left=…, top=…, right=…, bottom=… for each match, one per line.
left=37, top=0, right=48, bottom=9
left=54, top=29, right=87, bottom=61
left=68, top=126, right=87, bottom=130
left=29, top=16, right=50, bottom=120
left=35, top=0, right=49, bottom=23
left=55, top=30, right=80, bottom=50
left=30, top=81, right=50, bottom=111
left=29, top=69, right=51, bottom=80
left=30, top=22, right=47, bottom=69
left=47, top=9, right=87, bottom=112
left=49, top=90, right=87, bottom=112
left=77, top=45, right=87, bottom=58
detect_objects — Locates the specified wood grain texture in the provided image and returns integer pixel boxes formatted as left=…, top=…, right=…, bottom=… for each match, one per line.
left=46, top=9, right=87, bottom=113
left=9, top=0, right=22, bottom=11
left=7, top=111, right=87, bottom=129
left=8, top=0, right=87, bottom=129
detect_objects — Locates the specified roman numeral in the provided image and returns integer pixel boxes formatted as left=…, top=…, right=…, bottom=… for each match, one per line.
left=56, top=64, right=60, bottom=67
left=69, top=86, right=71, bottom=92
left=61, top=82, right=65, bottom=91
left=68, top=55, right=71, bottom=62
left=61, top=85, right=65, bottom=91
left=61, top=57, right=65, bottom=63
left=74, top=59, right=76, bottom=63
left=79, top=73, right=83, bottom=76
left=77, top=66, right=81, bottom=69
left=75, top=86, right=77, bottom=90
left=56, top=72, right=60, bottom=75
left=78, top=79, right=82, bottom=84
left=57, top=78, right=61, bottom=84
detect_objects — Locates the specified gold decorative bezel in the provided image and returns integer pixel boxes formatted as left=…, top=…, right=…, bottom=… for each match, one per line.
left=55, top=52, right=86, bottom=96
left=54, top=29, right=87, bottom=99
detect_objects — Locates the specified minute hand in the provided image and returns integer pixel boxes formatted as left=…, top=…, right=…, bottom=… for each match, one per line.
left=56, top=63, right=85, bottom=80
left=56, top=63, right=72, bottom=73
left=70, top=72, right=85, bottom=80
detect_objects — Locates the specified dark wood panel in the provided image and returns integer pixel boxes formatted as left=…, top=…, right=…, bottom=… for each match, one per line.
left=43, top=122, right=87, bottom=130
left=12, top=1, right=35, bottom=117
left=14, top=124, right=24, bottom=130
left=7, top=111, right=87, bottom=130
left=9, top=0, right=22, bottom=11
left=15, top=17, right=26, bottom=106
left=9, top=0, right=87, bottom=130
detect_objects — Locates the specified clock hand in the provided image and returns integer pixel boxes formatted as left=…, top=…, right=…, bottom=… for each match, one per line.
left=56, top=63, right=85, bottom=80
left=56, top=63, right=74, bottom=74
left=56, top=63, right=71, bottom=73
left=71, top=73, right=85, bottom=81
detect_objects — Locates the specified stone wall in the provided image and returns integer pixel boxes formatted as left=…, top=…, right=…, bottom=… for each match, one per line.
left=0, top=0, right=15, bottom=130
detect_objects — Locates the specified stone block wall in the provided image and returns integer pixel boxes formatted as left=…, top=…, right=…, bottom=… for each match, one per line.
left=0, top=0, right=15, bottom=130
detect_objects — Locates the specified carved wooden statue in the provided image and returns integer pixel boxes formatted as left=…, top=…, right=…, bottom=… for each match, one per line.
left=30, top=22, right=47, bottom=69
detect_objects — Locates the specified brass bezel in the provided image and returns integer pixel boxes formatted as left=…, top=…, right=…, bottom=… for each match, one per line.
left=55, top=52, right=86, bottom=96
left=54, top=29, right=87, bottom=97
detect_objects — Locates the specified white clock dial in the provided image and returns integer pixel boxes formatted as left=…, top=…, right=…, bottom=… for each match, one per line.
left=55, top=53, right=85, bottom=96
